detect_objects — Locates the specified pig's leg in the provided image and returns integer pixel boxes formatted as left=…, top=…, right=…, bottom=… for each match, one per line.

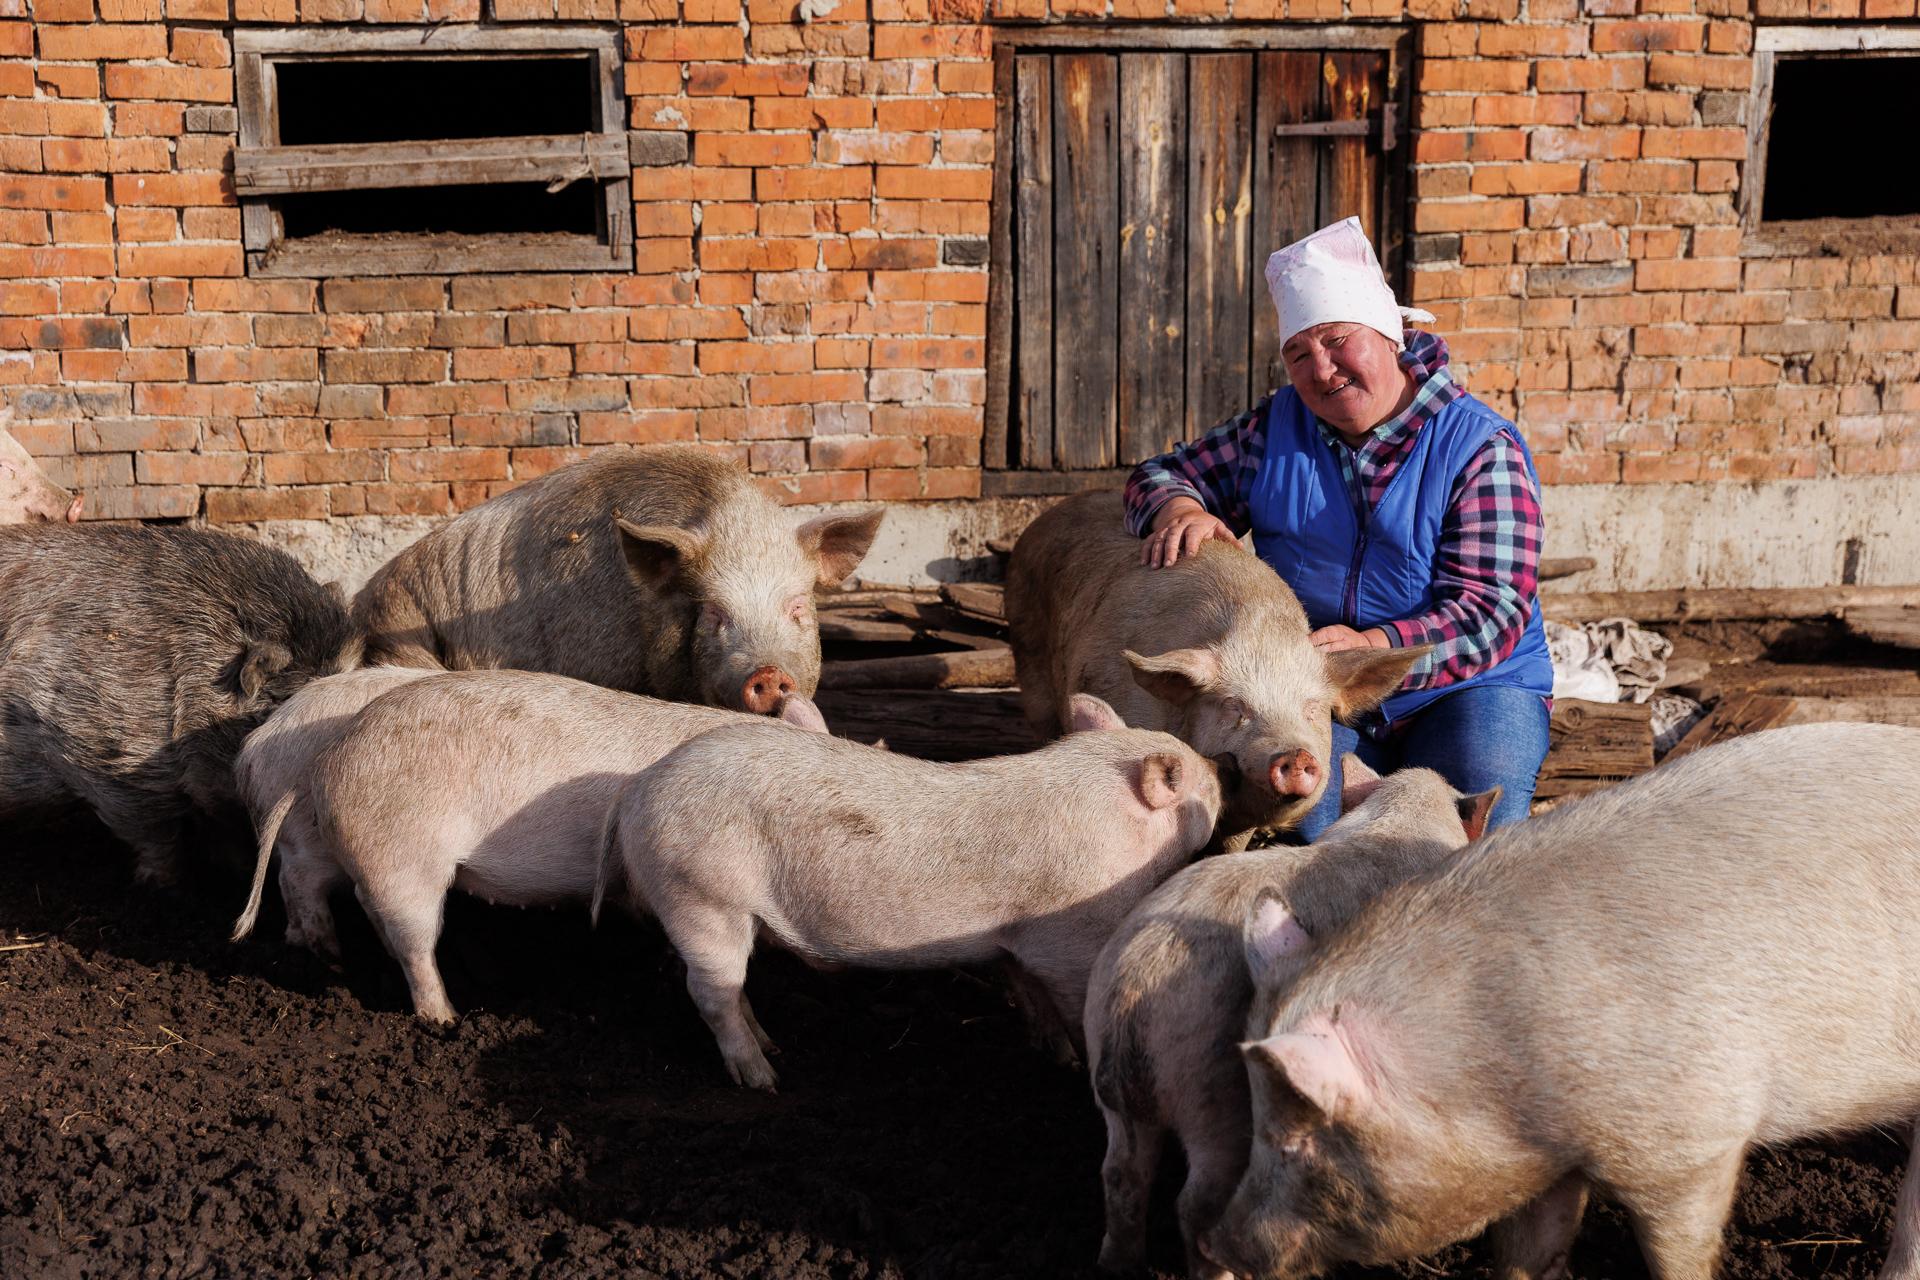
left=1618, top=1151, right=1743, bottom=1280
left=1001, top=959, right=1079, bottom=1067
left=738, top=993, right=778, bottom=1056
left=1096, top=1106, right=1164, bottom=1274
left=352, top=878, right=456, bottom=1025
left=670, top=907, right=777, bottom=1090
left=1490, top=1172, right=1590, bottom=1280
left=1877, top=1127, right=1920, bottom=1280
left=278, top=824, right=348, bottom=961
left=1177, top=1107, right=1251, bottom=1280
left=89, top=784, right=188, bottom=887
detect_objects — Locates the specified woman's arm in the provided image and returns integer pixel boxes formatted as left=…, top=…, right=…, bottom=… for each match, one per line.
left=1121, top=396, right=1272, bottom=539
left=1374, top=429, right=1544, bottom=691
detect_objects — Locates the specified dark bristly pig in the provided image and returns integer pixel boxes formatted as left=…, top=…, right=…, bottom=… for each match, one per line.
left=258, top=670, right=828, bottom=1022
left=1, top=426, right=80, bottom=523
left=598, top=694, right=1227, bottom=1092
left=1084, top=758, right=1495, bottom=1280
left=352, top=447, right=884, bottom=713
left=1006, top=490, right=1423, bottom=848
left=0, top=525, right=360, bottom=885
left=1203, top=722, right=1920, bottom=1280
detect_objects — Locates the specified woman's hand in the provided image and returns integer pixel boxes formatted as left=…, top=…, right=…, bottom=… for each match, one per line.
left=1142, top=498, right=1237, bottom=568
left=1310, top=624, right=1392, bottom=653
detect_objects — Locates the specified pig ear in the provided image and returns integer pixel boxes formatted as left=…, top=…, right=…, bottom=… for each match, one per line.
left=1339, top=753, right=1383, bottom=814
left=1123, top=647, right=1219, bottom=706
left=616, top=519, right=704, bottom=588
left=1457, top=787, right=1502, bottom=841
left=1244, top=890, right=1315, bottom=981
left=1066, top=693, right=1127, bottom=734
left=1132, top=752, right=1186, bottom=811
left=321, top=580, right=348, bottom=608
left=1325, top=644, right=1428, bottom=719
left=776, top=693, right=829, bottom=734
left=1242, top=1019, right=1372, bottom=1121
left=238, top=642, right=292, bottom=701
left=795, top=509, right=885, bottom=589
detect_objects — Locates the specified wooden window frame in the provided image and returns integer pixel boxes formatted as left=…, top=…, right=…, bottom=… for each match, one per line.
left=234, top=26, right=633, bottom=278
left=983, top=25, right=1413, bottom=496
left=1742, top=26, right=1920, bottom=257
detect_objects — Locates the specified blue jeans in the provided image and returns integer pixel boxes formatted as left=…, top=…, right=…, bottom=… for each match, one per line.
left=1294, top=683, right=1551, bottom=842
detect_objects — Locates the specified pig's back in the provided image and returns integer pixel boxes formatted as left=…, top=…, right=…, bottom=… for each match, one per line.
left=1325, top=723, right=1920, bottom=1145
left=236, top=667, right=432, bottom=808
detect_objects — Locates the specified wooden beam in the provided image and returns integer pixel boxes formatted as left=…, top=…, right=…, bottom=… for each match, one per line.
left=1840, top=606, right=1920, bottom=651
left=992, top=25, right=1410, bottom=52
left=1540, top=584, right=1920, bottom=624
left=984, top=45, right=1017, bottom=472
left=249, top=231, right=627, bottom=278
left=980, top=467, right=1132, bottom=497
left=234, top=133, right=630, bottom=196
left=819, top=646, right=1016, bottom=691
left=235, top=26, right=621, bottom=57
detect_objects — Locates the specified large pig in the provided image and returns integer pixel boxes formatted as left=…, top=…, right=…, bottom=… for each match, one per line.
left=598, top=693, right=1227, bottom=1091
left=0, top=426, right=80, bottom=523
left=353, top=447, right=884, bottom=713
left=0, top=525, right=358, bottom=884
left=231, top=665, right=435, bottom=954
left=246, top=669, right=828, bottom=1021
left=1204, top=722, right=1920, bottom=1280
left=1085, top=760, right=1496, bottom=1279
left=1006, top=490, right=1421, bottom=847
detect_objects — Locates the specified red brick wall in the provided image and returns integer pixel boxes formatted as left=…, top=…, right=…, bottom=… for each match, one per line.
left=4, top=0, right=1916, bottom=522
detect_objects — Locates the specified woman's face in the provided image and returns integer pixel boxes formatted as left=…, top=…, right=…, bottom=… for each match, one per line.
left=1281, top=322, right=1412, bottom=441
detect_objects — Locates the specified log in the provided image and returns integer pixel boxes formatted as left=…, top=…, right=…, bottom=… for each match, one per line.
left=812, top=689, right=1037, bottom=761
left=1841, top=606, right=1920, bottom=652
left=1778, top=696, right=1920, bottom=729
left=1541, top=584, right=1920, bottom=625
left=1674, top=661, right=1920, bottom=701
left=818, top=646, right=1016, bottom=691
left=1533, top=698, right=1654, bottom=800
left=940, top=582, right=1007, bottom=625
left=817, top=606, right=921, bottom=645
left=1663, top=694, right=1798, bottom=760
left=1538, top=556, right=1596, bottom=582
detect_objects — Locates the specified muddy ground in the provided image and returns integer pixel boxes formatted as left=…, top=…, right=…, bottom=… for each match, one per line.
left=2, top=619, right=1912, bottom=1279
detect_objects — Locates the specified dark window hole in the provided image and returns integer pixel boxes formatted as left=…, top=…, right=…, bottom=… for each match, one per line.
left=276, top=57, right=598, bottom=146
left=1763, top=57, right=1920, bottom=222
left=279, top=180, right=599, bottom=239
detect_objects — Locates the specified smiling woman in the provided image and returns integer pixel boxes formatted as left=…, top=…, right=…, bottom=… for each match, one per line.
left=1122, top=217, right=1555, bottom=840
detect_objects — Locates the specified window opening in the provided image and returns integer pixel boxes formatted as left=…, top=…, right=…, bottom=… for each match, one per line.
left=276, top=58, right=598, bottom=146
left=1761, top=58, right=1917, bottom=222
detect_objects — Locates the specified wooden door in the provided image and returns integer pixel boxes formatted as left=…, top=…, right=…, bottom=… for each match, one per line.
left=989, top=43, right=1406, bottom=490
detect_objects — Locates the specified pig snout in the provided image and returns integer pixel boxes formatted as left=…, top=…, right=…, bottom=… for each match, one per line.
left=1269, top=748, right=1323, bottom=798
left=741, top=664, right=797, bottom=714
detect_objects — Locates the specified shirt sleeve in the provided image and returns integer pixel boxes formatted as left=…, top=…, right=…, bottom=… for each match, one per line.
left=1377, top=428, right=1543, bottom=692
left=1120, top=396, right=1269, bottom=538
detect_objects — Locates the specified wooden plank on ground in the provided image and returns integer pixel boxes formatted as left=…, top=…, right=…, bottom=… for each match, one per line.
left=940, top=581, right=1007, bottom=625
left=1052, top=52, right=1120, bottom=470
left=814, top=689, right=1036, bottom=761
left=1534, top=698, right=1654, bottom=800
left=1539, top=556, right=1596, bottom=581
left=1542, top=584, right=1920, bottom=624
left=1250, top=51, right=1321, bottom=399
left=1662, top=693, right=1797, bottom=760
left=1014, top=54, right=1055, bottom=471
left=1778, top=696, right=1920, bottom=728
left=1675, top=661, right=1920, bottom=701
left=1320, top=51, right=1378, bottom=238
left=1117, top=51, right=1187, bottom=466
left=1840, top=606, right=1920, bottom=651
left=1184, top=53, right=1254, bottom=443
left=819, top=646, right=1016, bottom=692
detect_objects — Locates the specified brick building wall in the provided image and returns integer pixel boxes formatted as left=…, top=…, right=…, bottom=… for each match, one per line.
left=2, top=0, right=1916, bottom=544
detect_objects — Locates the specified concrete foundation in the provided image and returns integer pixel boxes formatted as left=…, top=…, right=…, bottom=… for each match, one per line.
left=243, top=475, right=1920, bottom=598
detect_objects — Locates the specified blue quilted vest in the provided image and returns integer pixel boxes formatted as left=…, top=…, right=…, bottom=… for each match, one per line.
left=1249, top=387, right=1554, bottom=728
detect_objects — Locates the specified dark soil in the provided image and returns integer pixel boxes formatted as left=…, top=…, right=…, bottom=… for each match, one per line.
left=0, top=819, right=1907, bottom=1280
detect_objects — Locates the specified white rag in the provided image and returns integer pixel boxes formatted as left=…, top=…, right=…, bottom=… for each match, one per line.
left=1264, top=216, right=1436, bottom=349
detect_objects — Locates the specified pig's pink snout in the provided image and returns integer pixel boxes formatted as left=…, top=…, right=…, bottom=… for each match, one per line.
left=1270, top=748, right=1322, bottom=797
left=742, top=665, right=797, bottom=714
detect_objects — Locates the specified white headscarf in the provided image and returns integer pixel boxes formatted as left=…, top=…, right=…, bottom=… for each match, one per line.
left=1264, top=216, right=1435, bottom=349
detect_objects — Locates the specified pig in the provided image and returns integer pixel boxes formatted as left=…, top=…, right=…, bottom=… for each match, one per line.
left=1203, top=722, right=1920, bottom=1280
left=597, top=693, right=1227, bottom=1091
left=1084, top=760, right=1497, bottom=1279
left=0, top=425, right=80, bottom=523
left=231, top=665, right=436, bottom=954
left=259, top=669, right=828, bottom=1022
left=0, top=524, right=359, bottom=884
left=1006, top=490, right=1423, bottom=848
left=352, top=447, right=884, bottom=713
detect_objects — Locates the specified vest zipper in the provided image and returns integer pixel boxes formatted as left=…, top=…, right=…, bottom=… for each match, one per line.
left=1341, top=460, right=1368, bottom=628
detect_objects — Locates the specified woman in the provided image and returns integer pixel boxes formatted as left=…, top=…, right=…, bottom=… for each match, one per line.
left=1125, top=217, right=1552, bottom=838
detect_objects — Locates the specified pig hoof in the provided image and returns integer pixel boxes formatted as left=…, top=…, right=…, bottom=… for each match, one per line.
left=132, top=853, right=182, bottom=889
left=414, top=1002, right=457, bottom=1027
left=727, top=1054, right=779, bottom=1092
left=1096, top=1238, right=1145, bottom=1273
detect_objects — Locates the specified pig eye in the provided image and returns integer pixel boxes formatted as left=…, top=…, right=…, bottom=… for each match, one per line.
left=785, top=595, right=810, bottom=624
left=1220, top=697, right=1250, bottom=728
left=700, top=602, right=732, bottom=630
left=1303, top=698, right=1328, bottom=722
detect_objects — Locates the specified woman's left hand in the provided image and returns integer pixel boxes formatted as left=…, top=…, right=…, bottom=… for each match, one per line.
left=1310, top=625, right=1391, bottom=653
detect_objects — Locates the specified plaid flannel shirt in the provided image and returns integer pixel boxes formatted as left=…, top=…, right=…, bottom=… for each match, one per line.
left=1121, top=331, right=1544, bottom=697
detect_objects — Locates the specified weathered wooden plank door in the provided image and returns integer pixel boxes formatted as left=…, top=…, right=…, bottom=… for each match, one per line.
left=991, top=42, right=1407, bottom=492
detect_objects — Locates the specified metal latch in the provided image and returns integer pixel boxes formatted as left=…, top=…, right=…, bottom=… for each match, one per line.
left=1271, top=102, right=1400, bottom=151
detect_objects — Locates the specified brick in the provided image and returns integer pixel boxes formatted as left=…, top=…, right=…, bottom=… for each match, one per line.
left=629, top=131, right=691, bottom=166
left=579, top=408, right=697, bottom=445
left=756, top=166, right=873, bottom=201
left=75, top=416, right=197, bottom=452
left=693, top=132, right=813, bottom=167
left=1412, top=199, right=1526, bottom=233
left=120, top=242, right=242, bottom=276
left=686, top=62, right=809, bottom=96
left=816, top=131, right=936, bottom=166
left=324, top=349, right=448, bottom=382
left=205, top=485, right=328, bottom=521
left=634, top=98, right=748, bottom=135
left=1634, top=258, right=1742, bottom=291
left=389, top=447, right=508, bottom=481
left=0, top=175, right=104, bottom=211
left=38, top=23, right=168, bottom=61
left=103, top=63, right=232, bottom=103
left=112, top=171, right=233, bottom=206
left=1590, top=19, right=1706, bottom=51
left=325, top=276, right=446, bottom=313
left=80, top=484, right=198, bottom=520
left=1469, top=163, right=1583, bottom=195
